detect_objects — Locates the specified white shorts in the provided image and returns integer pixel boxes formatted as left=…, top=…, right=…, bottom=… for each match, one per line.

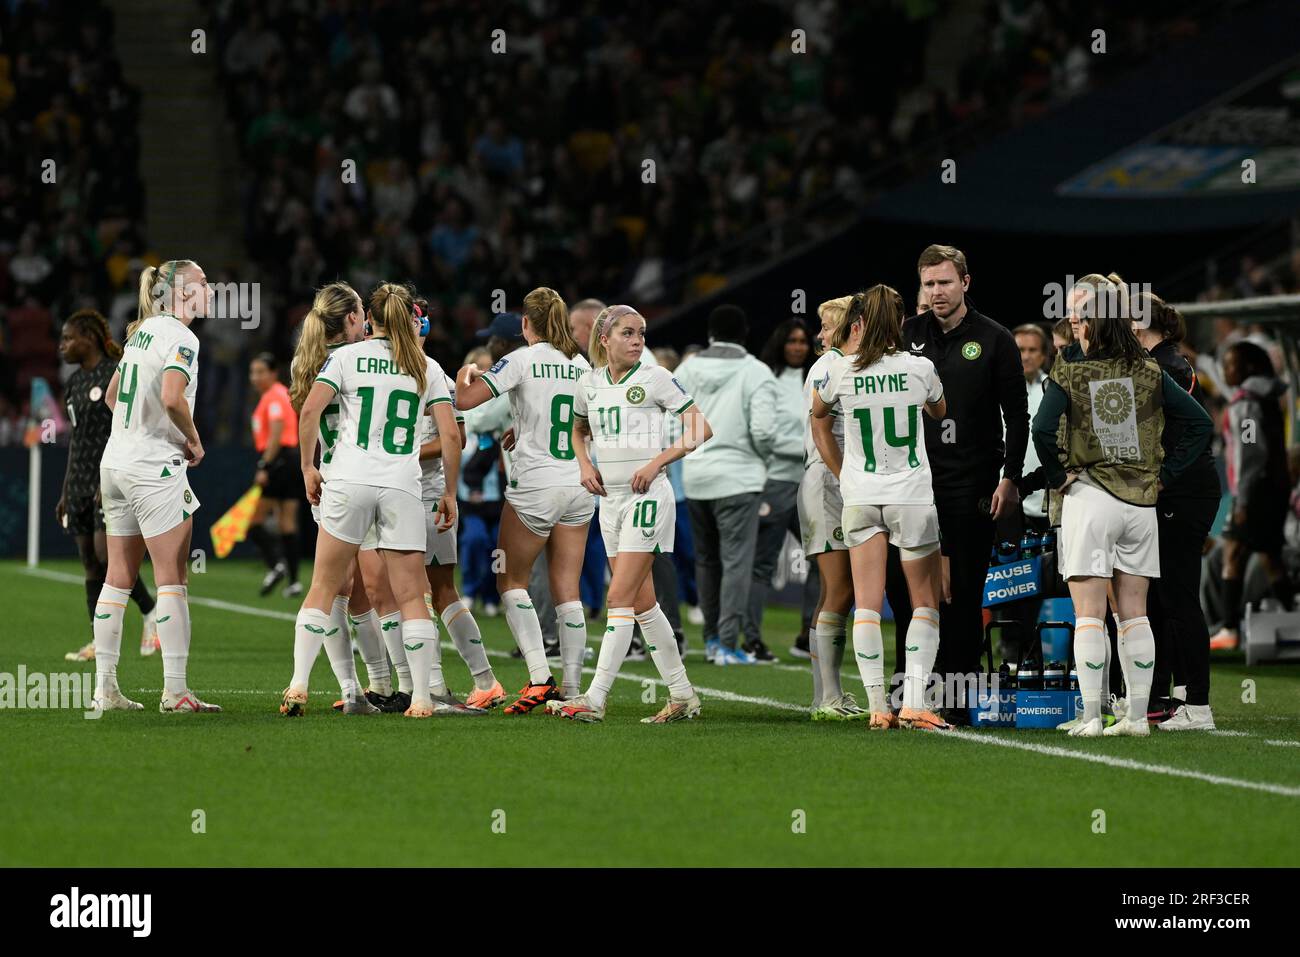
left=101, top=466, right=200, bottom=539
left=1059, top=481, right=1159, bottom=579
left=842, top=502, right=939, bottom=558
left=798, top=463, right=846, bottom=554
left=424, top=498, right=457, bottom=566
left=320, top=481, right=425, bottom=551
left=506, top=485, right=594, bottom=537
left=600, top=478, right=675, bottom=556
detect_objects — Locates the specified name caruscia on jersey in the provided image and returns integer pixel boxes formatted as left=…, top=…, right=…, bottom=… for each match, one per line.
left=314, top=339, right=452, bottom=498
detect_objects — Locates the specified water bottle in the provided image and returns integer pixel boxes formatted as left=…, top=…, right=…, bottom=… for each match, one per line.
left=997, top=540, right=1018, bottom=564
left=1039, top=528, right=1056, bottom=555
left=1020, top=532, right=1040, bottom=559
left=1043, top=659, right=1066, bottom=690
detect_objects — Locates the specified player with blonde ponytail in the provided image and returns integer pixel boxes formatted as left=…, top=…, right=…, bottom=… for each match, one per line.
left=96, top=259, right=220, bottom=713
left=282, top=282, right=460, bottom=719
left=456, top=287, right=594, bottom=713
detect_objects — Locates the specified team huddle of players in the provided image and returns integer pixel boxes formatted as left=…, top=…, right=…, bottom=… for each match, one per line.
left=75, top=257, right=1206, bottom=737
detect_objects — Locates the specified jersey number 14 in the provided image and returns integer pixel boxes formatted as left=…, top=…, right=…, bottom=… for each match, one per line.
left=853, top=406, right=920, bottom=472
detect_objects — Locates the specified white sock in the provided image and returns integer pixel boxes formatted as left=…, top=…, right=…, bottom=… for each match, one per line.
left=503, top=589, right=550, bottom=684
left=639, top=604, right=692, bottom=700
left=905, top=607, right=940, bottom=711
left=1172, top=684, right=1187, bottom=702
left=809, top=624, right=824, bottom=709
left=379, top=612, right=411, bottom=694
left=1102, top=614, right=1114, bottom=702
left=852, top=609, right=886, bottom=713
left=157, top=585, right=189, bottom=696
left=1075, top=617, right=1107, bottom=723
left=442, top=599, right=495, bottom=690
left=93, top=584, right=131, bottom=697
left=555, top=600, right=587, bottom=697
left=350, top=609, right=391, bottom=695
left=402, top=618, right=438, bottom=703
left=814, top=612, right=845, bottom=703
left=291, top=607, right=331, bottom=692
left=1118, top=616, right=1156, bottom=722
left=324, top=596, right=360, bottom=698
left=587, top=607, right=635, bottom=710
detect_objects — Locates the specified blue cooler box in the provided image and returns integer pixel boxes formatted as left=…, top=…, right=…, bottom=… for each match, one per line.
left=968, top=683, right=1017, bottom=727
left=1014, top=688, right=1078, bottom=728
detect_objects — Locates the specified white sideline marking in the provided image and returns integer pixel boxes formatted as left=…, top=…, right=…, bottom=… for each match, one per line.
left=948, top=730, right=1300, bottom=798
left=1208, top=729, right=1252, bottom=738
left=18, top=566, right=1299, bottom=794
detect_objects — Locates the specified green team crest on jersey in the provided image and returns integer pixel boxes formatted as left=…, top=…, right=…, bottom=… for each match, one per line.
left=961, top=341, right=982, bottom=360
left=626, top=385, right=646, bottom=404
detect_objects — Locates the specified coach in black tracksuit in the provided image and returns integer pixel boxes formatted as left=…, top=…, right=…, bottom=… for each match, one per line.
left=885, top=246, right=1028, bottom=723
left=1135, top=296, right=1221, bottom=722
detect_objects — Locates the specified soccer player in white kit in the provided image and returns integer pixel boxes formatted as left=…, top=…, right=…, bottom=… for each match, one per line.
left=281, top=282, right=460, bottom=719
left=455, top=287, right=594, bottom=713
left=286, top=280, right=390, bottom=715
left=95, top=260, right=220, bottom=713
left=812, top=286, right=952, bottom=731
left=800, top=295, right=868, bottom=720
left=548, top=305, right=712, bottom=723
left=412, top=304, right=504, bottom=712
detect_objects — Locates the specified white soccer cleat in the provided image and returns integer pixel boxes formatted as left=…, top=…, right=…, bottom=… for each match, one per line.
left=547, top=693, right=605, bottom=723
left=1068, top=717, right=1104, bottom=737
left=161, top=690, right=223, bottom=713
left=811, top=693, right=869, bottom=721
left=1103, top=716, right=1150, bottom=737
left=341, top=692, right=381, bottom=715
left=1158, top=704, right=1215, bottom=731
left=65, top=642, right=95, bottom=662
left=92, top=688, right=144, bottom=711
left=140, top=611, right=159, bottom=656
left=641, top=693, right=702, bottom=724
left=1057, top=715, right=1084, bottom=732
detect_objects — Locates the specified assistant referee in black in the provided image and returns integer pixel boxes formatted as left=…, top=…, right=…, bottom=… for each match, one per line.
left=889, top=245, right=1028, bottom=723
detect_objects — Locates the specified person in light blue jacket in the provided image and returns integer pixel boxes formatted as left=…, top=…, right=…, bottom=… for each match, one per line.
left=674, top=305, right=778, bottom=664
left=742, top=318, right=818, bottom=661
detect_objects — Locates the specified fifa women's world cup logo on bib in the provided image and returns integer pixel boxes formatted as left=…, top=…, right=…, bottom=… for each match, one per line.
left=1089, top=378, right=1139, bottom=461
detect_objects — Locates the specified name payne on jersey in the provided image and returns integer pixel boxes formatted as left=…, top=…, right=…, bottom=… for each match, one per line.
left=49, top=886, right=152, bottom=937
left=852, top=372, right=911, bottom=395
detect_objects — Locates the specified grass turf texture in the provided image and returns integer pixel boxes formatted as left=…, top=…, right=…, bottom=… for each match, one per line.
left=1, top=558, right=1297, bottom=867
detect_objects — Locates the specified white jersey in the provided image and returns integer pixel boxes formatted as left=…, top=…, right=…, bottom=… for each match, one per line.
left=305, top=341, right=346, bottom=480
left=804, top=348, right=845, bottom=469
left=315, top=339, right=451, bottom=498
left=481, top=342, right=591, bottom=490
left=573, top=361, right=694, bottom=488
left=101, top=314, right=199, bottom=478
left=817, top=351, right=943, bottom=506
left=419, top=366, right=463, bottom=500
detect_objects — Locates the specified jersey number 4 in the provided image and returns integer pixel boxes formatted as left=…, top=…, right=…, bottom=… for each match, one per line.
left=852, top=406, right=919, bottom=472
left=116, top=362, right=139, bottom=429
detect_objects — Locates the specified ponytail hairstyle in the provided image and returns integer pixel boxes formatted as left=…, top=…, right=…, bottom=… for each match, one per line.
left=850, top=285, right=905, bottom=372
left=588, top=304, right=642, bottom=369
left=523, top=286, right=579, bottom=358
left=1071, top=272, right=1145, bottom=365
left=291, top=281, right=361, bottom=411
left=368, top=282, right=426, bottom=393
left=129, top=259, right=197, bottom=337
left=1138, top=292, right=1186, bottom=345
left=817, top=295, right=855, bottom=352
left=65, top=308, right=122, bottom=360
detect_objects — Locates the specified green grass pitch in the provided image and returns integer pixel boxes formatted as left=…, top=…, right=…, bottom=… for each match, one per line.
left=1, top=558, right=1297, bottom=867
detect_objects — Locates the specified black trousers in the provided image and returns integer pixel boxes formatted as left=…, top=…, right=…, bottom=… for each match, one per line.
left=1148, top=495, right=1218, bottom=707
left=885, top=490, right=996, bottom=692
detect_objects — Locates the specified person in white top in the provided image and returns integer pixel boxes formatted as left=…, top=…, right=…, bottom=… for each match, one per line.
left=549, top=305, right=713, bottom=723
left=95, top=260, right=220, bottom=714
left=812, top=285, right=951, bottom=731
left=799, top=295, right=866, bottom=721
left=456, top=287, right=594, bottom=712
left=412, top=305, right=504, bottom=712
left=285, top=280, right=382, bottom=715
left=283, top=282, right=460, bottom=719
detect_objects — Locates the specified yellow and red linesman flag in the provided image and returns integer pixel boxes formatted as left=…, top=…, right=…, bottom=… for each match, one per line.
left=209, top=486, right=263, bottom=559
